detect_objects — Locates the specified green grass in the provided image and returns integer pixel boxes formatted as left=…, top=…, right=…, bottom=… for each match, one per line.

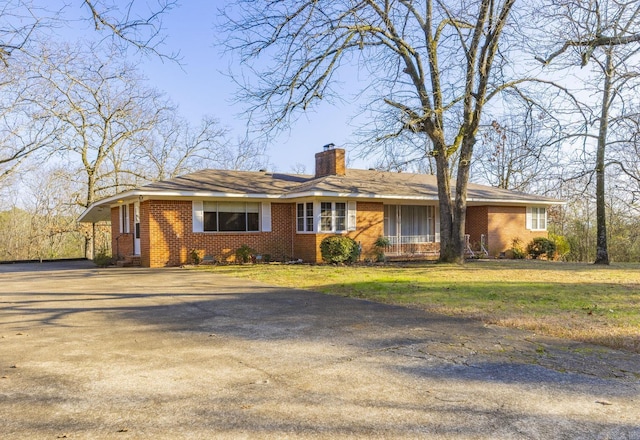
left=194, top=260, right=640, bottom=353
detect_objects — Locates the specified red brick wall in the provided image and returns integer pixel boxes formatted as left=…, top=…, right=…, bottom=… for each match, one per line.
left=144, top=200, right=295, bottom=267
left=348, top=202, right=384, bottom=260
left=136, top=198, right=546, bottom=265
left=111, top=205, right=134, bottom=260
left=486, top=206, right=545, bottom=257
left=140, top=201, right=151, bottom=267
left=315, top=148, right=346, bottom=177
left=293, top=202, right=384, bottom=263
left=465, top=206, right=489, bottom=252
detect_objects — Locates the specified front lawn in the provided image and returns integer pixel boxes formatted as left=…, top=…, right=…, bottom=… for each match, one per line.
left=195, top=260, right=640, bottom=353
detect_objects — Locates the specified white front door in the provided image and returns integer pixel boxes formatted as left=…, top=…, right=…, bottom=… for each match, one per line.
left=134, top=202, right=141, bottom=255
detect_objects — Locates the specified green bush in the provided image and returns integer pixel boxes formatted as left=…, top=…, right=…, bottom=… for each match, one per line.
left=93, top=250, right=112, bottom=267
left=235, top=244, right=255, bottom=264
left=527, top=237, right=557, bottom=260
left=549, top=233, right=570, bottom=260
left=320, top=236, right=360, bottom=264
left=374, top=236, right=390, bottom=262
left=190, top=249, right=202, bottom=265
left=510, top=238, right=526, bottom=259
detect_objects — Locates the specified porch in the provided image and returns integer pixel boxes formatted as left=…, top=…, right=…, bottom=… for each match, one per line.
left=381, top=234, right=488, bottom=259
left=383, top=235, right=440, bottom=258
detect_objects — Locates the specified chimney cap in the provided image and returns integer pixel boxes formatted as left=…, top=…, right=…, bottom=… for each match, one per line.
left=323, top=143, right=335, bottom=150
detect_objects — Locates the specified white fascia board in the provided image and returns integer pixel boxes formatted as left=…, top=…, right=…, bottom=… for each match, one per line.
left=466, top=198, right=566, bottom=206
left=79, top=190, right=282, bottom=223
left=184, top=192, right=280, bottom=200
left=283, top=191, right=440, bottom=201
left=78, top=190, right=139, bottom=223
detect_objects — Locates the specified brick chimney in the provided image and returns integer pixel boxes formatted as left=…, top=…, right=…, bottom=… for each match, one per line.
left=315, top=145, right=346, bottom=177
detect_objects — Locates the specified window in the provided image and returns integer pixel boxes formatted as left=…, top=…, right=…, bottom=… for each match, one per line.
left=296, top=201, right=356, bottom=233
left=320, top=202, right=347, bottom=232
left=527, top=207, right=547, bottom=230
left=297, top=202, right=314, bottom=232
left=335, top=202, right=346, bottom=231
left=120, top=204, right=130, bottom=234
left=384, top=205, right=435, bottom=241
left=203, top=202, right=260, bottom=232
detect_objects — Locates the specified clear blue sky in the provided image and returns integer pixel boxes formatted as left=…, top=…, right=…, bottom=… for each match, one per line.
left=138, top=1, right=366, bottom=173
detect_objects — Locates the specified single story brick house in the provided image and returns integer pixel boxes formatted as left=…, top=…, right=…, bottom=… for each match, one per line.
left=79, top=147, right=563, bottom=267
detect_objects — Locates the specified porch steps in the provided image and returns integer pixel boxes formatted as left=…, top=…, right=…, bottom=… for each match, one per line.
left=116, top=255, right=142, bottom=267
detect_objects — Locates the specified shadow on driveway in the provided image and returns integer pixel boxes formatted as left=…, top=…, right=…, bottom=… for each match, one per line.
left=1, top=262, right=639, bottom=439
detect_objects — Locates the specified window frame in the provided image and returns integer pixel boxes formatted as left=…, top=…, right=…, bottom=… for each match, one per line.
left=320, top=201, right=348, bottom=233
left=296, top=202, right=315, bottom=233
left=296, top=201, right=356, bottom=233
left=383, top=204, right=436, bottom=242
left=527, top=206, right=547, bottom=231
left=202, top=201, right=261, bottom=233
left=119, top=204, right=130, bottom=234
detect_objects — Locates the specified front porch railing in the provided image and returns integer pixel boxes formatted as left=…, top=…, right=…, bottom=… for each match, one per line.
left=384, top=235, right=439, bottom=256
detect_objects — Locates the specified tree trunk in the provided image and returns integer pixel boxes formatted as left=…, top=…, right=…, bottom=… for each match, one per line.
left=434, top=140, right=466, bottom=264
left=594, top=50, right=612, bottom=265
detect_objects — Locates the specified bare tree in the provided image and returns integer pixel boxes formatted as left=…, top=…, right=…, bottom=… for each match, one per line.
left=214, top=137, right=271, bottom=171
left=23, top=167, right=84, bottom=261
left=80, top=0, right=177, bottom=59
left=0, top=1, right=176, bottom=64
left=0, top=50, right=59, bottom=180
left=537, top=0, right=640, bottom=264
left=223, top=0, right=518, bottom=263
left=475, top=102, right=561, bottom=192
left=132, top=114, right=230, bottom=182
left=29, top=42, right=168, bottom=257
left=0, top=0, right=176, bottom=180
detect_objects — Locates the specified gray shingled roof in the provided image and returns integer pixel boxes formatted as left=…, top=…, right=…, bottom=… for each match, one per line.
left=79, top=168, right=561, bottom=223
left=141, top=168, right=560, bottom=203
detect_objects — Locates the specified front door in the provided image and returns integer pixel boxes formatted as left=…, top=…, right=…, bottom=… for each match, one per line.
left=134, top=202, right=141, bottom=255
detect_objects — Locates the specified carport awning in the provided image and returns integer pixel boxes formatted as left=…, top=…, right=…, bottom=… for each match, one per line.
left=79, top=203, right=112, bottom=223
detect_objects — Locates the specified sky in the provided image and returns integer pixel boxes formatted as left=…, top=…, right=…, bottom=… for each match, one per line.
left=136, top=1, right=366, bottom=173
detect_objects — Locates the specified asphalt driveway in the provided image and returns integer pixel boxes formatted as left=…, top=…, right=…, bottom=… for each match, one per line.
left=1, top=261, right=639, bottom=439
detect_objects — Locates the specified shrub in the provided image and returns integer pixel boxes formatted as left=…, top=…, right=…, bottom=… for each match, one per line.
left=549, top=233, right=570, bottom=260
left=527, top=237, right=557, bottom=260
left=93, top=250, right=112, bottom=267
left=235, top=244, right=255, bottom=264
left=374, top=236, right=390, bottom=262
left=510, top=238, right=526, bottom=259
left=190, top=249, right=202, bottom=265
left=320, top=236, right=360, bottom=264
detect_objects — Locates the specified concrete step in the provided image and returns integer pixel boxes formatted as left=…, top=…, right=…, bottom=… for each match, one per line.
left=116, top=255, right=141, bottom=267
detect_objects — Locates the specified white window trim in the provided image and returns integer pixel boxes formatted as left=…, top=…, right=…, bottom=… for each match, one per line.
left=319, top=201, right=350, bottom=233
left=296, top=201, right=315, bottom=233
left=261, top=202, right=272, bottom=232
left=119, top=204, right=130, bottom=234
left=193, top=201, right=204, bottom=232
left=526, top=206, right=547, bottom=231
left=296, top=201, right=357, bottom=234
left=192, top=201, right=268, bottom=233
left=347, top=201, right=357, bottom=231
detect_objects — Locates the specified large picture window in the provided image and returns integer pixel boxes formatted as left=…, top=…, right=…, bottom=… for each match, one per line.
left=384, top=205, right=435, bottom=241
left=203, top=202, right=260, bottom=232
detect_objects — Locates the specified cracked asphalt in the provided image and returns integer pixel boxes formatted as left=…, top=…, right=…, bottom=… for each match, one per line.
left=1, top=260, right=639, bottom=439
